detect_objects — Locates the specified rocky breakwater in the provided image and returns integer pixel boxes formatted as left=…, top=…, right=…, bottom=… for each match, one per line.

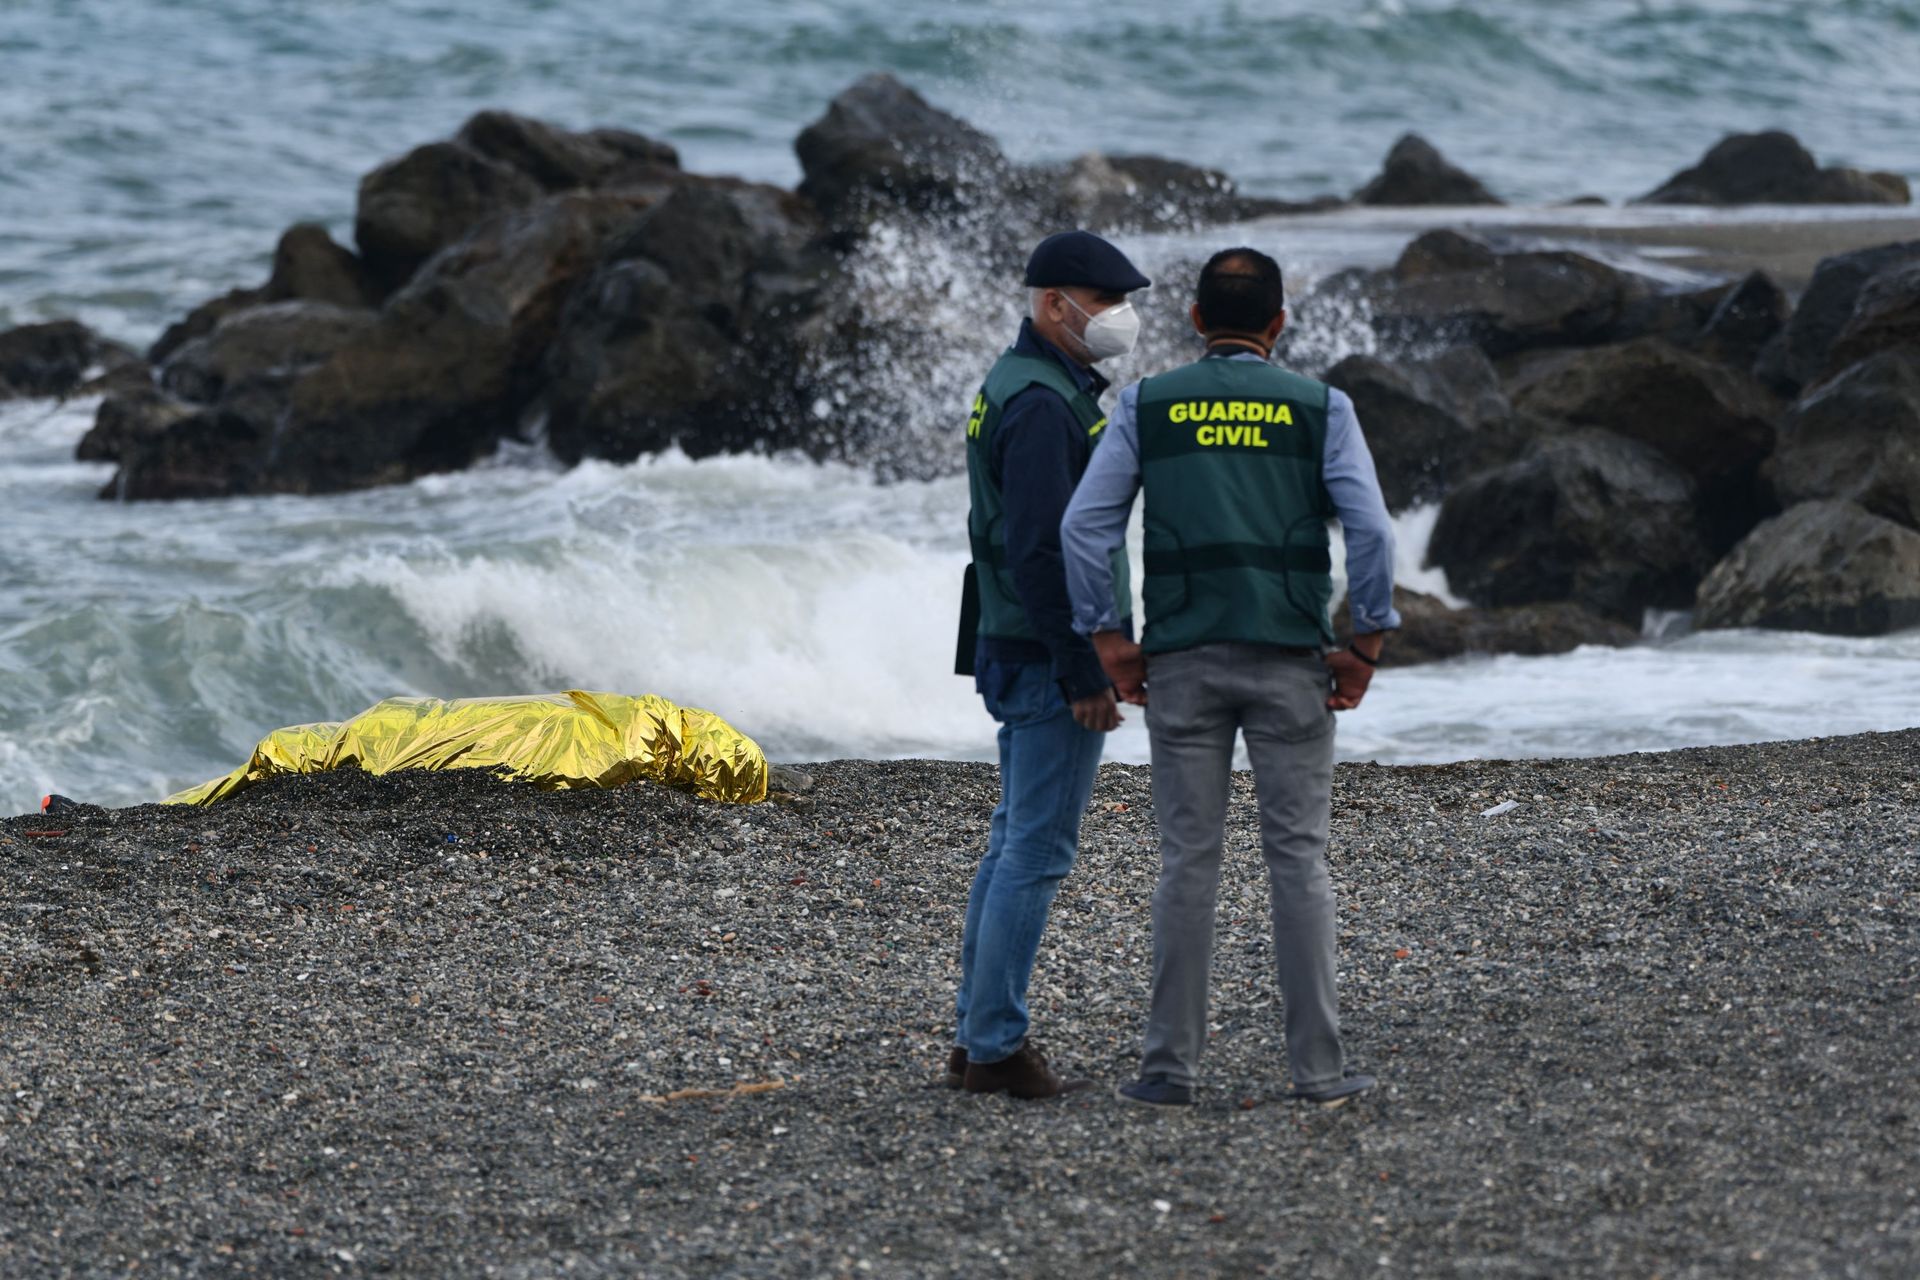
left=12, top=102, right=1915, bottom=651
left=1318, top=207, right=1920, bottom=650
left=58, top=75, right=1296, bottom=499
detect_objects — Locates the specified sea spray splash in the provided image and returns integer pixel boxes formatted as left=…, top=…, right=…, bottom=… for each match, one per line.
left=799, top=214, right=1387, bottom=481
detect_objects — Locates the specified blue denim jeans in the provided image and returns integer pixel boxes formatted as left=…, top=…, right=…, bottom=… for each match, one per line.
left=953, top=658, right=1106, bottom=1063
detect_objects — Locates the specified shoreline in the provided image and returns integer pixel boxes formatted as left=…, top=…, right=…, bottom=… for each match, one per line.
left=4, top=729, right=1915, bottom=1276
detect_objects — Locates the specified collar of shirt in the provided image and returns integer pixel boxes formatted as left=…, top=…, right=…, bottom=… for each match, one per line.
left=1015, top=317, right=1110, bottom=399
left=1202, top=344, right=1271, bottom=364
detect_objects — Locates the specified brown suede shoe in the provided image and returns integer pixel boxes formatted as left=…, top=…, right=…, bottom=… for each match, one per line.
left=941, top=1046, right=967, bottom=1089
left=962, top=1042, right=1090, bottom=1100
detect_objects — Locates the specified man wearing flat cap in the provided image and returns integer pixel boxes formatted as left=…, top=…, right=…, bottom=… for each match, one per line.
left=947, top=230, right=1150, bottom=1100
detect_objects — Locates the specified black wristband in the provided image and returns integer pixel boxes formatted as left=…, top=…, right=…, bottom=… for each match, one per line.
left=1347, top=643, right=1379, bottom=668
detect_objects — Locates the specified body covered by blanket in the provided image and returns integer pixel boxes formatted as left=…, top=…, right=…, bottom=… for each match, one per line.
left=168, top=691, right=767, bottom=806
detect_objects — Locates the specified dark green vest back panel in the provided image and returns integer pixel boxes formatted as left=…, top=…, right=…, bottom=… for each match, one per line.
left=965, top=351, right=1132, bottom=644
left=1136, top=357, right=1335, bottom=654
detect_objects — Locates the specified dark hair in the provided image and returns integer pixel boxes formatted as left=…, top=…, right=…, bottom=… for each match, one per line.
left=1195, top=247, right=1285, bottom=333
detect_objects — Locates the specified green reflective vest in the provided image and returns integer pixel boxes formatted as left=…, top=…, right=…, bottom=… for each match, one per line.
left=964, top=350, right=1132, bottom=645
left=1136, top=355, right=1335, bottom=654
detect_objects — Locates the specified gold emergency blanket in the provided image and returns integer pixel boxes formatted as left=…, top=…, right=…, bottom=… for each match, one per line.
left=166, top=690, right=767, bottom=806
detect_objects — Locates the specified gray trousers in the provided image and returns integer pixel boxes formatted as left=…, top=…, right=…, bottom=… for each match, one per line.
left=1140, top=643, right=1344, bottom=1090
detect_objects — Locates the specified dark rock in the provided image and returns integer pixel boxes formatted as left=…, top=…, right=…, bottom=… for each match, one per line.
left=545, top=180, right=830, bottom=465
left=1767, top=350, right=1920, bottom=530
left=794, top=73, right=1011, bottom=223
left=113, top=193, right=644, bottom=499
left=72, top=357, right=156, bottom=401
left=1506, top=337, right=1780, bottom=550
left=1047, top=152, right=1237, bottom=230
left=104, top=407, right=273, bottom=501
left=164, top=113, right=674, bottom=361
left=1335, top=586, right=1638, bottom=665
left=264, top=224, right=380, bottom=310
left=1394, top=228, right=1498, bottom=279
left=1323, top=346, right=1519, bottom=511
left=0, top=320, right=108, bottom=399
left=1372, top=230, right=1651, bottom=357
left=1606, top=279, right=1733, bottom=351
left=1635, top=131, right=1910, bottom=206
left=158, top=301, right=379, bottom=404
left=354, top=140, right=545, bottom=292
left=148, top=286, right=270, bottom=364
left=77, top=389, right=192, bottom=463
left=1869, top=171, right=1914, bottom=202
left=1826, top=260, right=1920, bottom=377
left=1694, top=499, right=1920, bottom=635
left=1761, top=240, right=1920, bottom=392
left=1426, top=429, right=1714, bottom=623
left=1038, top=152, right=1338, bottom=231
left=1697, top=270, right=1788, bottom=367
left=1354, top=134, right=1502, bottom=207
left=277, top=192, right=647, bottom=491
left=454, top=110, right=679, bottom=192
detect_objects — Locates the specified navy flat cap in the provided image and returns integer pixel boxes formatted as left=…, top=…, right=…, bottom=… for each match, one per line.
left=1023, top=230, right=1151, bottom=292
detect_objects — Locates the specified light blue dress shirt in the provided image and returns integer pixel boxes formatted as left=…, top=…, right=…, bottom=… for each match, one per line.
left=1061, top=351, right=1403, bottom=640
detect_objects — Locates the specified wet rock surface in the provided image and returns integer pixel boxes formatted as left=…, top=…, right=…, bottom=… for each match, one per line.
left=157, top=301, right=380, bottom=406
left=1694, top=499, right=1920, bottom=636
left=1761, top=240, right=1920, bottom=393
left=454, top=110, right=680, bottom=196
left=794, top=72, right=1012, bottom=226
left=1768, top=350, right=1920, bottom=530
left=543, top=180, right=833, bottom=465
left=1366, top=230, right=1653, bottom=357
left=1826, top=259, right=1920, bottom=377
left=2, top=741, right=1915, bottom=1277
left=1323, top=346, right=1519, bottom=513
left=1505, top=337, right=1781, bottom=551
left=1427, top=430, right=1714, bottom=623
left=1337, top=587, right=1638, bottom=665
left=265, top=224, right=382, bottom=312
left=1353, top=133, right=1502, bottom=207
left=353, top=140, right=548, bottom=293
left=1634, top=130, right=1911, bottom=206
left=75, top=387, right=191, bottom=464
left=0, top=320, right=135, bottom=400
left=1696, top=268, right=1789, bottom=369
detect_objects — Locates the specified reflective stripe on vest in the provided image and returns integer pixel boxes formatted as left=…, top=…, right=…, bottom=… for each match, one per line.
left=1136, top=356, right=1335, bottom=654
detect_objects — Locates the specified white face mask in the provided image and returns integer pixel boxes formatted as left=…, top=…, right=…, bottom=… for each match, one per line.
left=1059, top=292, right=1141, bottom=361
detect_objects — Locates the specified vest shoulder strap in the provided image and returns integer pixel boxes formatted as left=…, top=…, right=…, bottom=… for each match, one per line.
left=984, top=354, right=1104, bottom=429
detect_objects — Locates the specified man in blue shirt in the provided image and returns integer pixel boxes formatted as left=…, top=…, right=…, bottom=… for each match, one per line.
left=1061, top=247, right=1399, bottom=1109
left=949, top=231, right=1150, bottom=1100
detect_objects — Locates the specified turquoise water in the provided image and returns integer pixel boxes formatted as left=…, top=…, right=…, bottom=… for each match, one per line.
left=3, top=1, right=1920, bottom=809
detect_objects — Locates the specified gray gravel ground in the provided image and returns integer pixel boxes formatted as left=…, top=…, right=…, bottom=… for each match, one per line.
left=3, top=731, right=1917, bottom=1278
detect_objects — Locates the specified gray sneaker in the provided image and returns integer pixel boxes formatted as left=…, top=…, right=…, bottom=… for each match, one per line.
left=1116, top=1074, right=1195, bottom=1108
left=1288, top=1073, right=1376, bottom=1108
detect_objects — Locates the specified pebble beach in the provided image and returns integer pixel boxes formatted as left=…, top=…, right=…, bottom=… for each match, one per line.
left=4, top=732, right=1916, bottom=1277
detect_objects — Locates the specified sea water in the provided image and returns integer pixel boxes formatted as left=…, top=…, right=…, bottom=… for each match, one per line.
left=3, top=0, right=1919, bottom=808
